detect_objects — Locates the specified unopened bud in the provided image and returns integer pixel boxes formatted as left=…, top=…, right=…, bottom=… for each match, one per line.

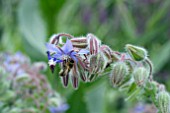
left=109, top=62, right=129, bottom=88
left=88, top=53, right=107, bottom=82
left=89, top=53, right=106, bottom=74
left=71, top=37, right=88, bottom=48
left=133, top=67, right=149, bottom=86
left=157, top=91, right=170, bottom=113
left=100, top=45, right=119, bottom=63
left=149, top=81, right=159, bottom=94
left=77, top=63, right=87, bottom=82
left=87, top=33, right=101, bottom=54
left=125, top=44, right=147, bottom=61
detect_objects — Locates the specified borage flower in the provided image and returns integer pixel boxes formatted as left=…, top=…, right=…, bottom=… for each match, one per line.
left=46, top=39, right=89, bottom=89
left=46, top=39, right=89, bottom=72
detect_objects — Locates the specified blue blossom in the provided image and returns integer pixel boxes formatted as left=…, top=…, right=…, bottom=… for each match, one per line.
left=49, top=104, right=69, bottom=113
left=3, top=52, right=26, bottom=74
left=46, top=39, right=89, bottom=63
left=134, top=103, right=145, bottom=113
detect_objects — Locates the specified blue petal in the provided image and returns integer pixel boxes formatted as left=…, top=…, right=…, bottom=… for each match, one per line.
left=61, top=39, right=73, bottom=54
left=78, top=49, right=89, bottom=54
left=46, top=43, right=62, bottom=54
left=56, top=59, right=63, bottom=63
left=49, top=104, right=69, bottom=113
left=52, top=57, right=63, bottom=63
left=70, top=51, right=78, bottom=63
left=70, top=51, right=77, bottom=56
left=47, top=51, right=52, bottom=60
left=71, top=54, right=78, bottom=63
left=53, top=53, right=63, bottom=59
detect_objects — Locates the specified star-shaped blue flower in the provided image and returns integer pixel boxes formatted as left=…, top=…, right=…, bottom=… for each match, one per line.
left=46, top=39, right=89, bottom=64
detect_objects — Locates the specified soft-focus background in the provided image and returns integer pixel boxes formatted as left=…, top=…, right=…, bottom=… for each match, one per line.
left=0, top=0, right=170, bottom=113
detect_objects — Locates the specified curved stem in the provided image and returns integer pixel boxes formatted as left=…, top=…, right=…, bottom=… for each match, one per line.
left=50, top=33, right=74, bottom=45
left=145, top=58, right=153, bottom=80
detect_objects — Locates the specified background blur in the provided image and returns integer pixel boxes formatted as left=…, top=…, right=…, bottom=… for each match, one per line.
left=0, top=0, right=170, bottom=113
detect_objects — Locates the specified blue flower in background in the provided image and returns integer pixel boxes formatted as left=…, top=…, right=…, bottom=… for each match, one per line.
left=134, top=103, right=145, bottom=113
left=46, top=39, right=89, bottom=63
left=3, top=52, right=26, bottom=74
left=49, top=104, right=69, bottom=113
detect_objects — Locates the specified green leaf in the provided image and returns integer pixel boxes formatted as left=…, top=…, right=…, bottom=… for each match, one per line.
left=135, top=25, right=168, bottom=45
left=151, top=41, right=170, bottom=73
left=18, top=0, right=47, bottom=56
left=146, top=0, right=170, bottom=31
left=67, top=85, right=88, bottom=113
left=85, top=82, right=106, bottom=113
left=116, top=0, right=137, bottom=39
left=39, top=0, right=66, bottom=35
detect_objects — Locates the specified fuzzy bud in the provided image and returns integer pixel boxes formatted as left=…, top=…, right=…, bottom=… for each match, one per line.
left=125, top=44, right=147, bottom=61
left=100, top=45, right=119, bottom=63
left=88, top=53, right=107, bottom=81
left=133, top=67, right=149, bottom=86
left=87, top=33, right=101, bottom=55
left=110, top=62, right=129, bottom=88
left=157, top=91, right=170, bottom=113
left=71, top=37, right=88, bottom=48
left=89, top=53, right=106, bottom=74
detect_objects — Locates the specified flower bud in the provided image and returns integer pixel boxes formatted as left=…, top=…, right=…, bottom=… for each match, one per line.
left=88, top=53, right=107, bottom=82
left=125, top=44, right=147, bottom=61
left=109, top=62, right=129, bottom=88
left=89, top=53, right=106, bottom=74
left=133, top=67, right=149, bottom=86
left=157, top=91, right=170, bottom=113
left=71, top=37, right=88, bottom=48
left=87, top=33, right=101, bottom=55
left=100, top=45, right=119, bottom=63
left=77, top=62, right=87, bottom=82
left=149, top=81, right=159, bottom=94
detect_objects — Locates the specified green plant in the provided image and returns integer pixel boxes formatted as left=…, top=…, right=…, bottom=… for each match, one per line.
left=45, top=33, right=170, bottom=113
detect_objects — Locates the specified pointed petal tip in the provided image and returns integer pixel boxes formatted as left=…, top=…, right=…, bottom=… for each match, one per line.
left=78, top=49, right=89, bottom=55
left=62, top=39, right=74, bottom=54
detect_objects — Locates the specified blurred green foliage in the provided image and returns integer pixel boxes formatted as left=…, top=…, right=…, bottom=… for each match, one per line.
left=0, top=0, right=170, bottom=113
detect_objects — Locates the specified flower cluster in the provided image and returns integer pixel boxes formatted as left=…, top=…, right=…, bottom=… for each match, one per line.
left=46, top=33, right=170, bottom=112
left=46, top=33, right=110, bottom=89
left=0, top=52, right=68, bottom=113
